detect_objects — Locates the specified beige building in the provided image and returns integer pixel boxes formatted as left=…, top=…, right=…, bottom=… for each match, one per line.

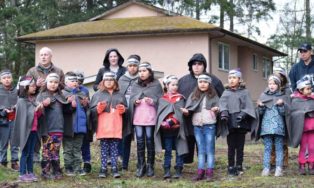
left=17, top=1, right=286, bottom=99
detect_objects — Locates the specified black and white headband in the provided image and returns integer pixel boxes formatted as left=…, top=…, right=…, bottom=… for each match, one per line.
left=45, top=73, right=60, bottom=82
left=198, top=74, right=212, bottom=83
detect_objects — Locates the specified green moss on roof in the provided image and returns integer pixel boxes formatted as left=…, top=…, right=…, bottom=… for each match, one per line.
left=17, top=16, right=217, bottom=41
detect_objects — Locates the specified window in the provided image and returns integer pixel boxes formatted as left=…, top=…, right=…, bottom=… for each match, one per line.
left=218, top=42, right=229, bottom=70
left=252, top=54, right=258, bottom=70
left=262, top=57, right=272, bottom=79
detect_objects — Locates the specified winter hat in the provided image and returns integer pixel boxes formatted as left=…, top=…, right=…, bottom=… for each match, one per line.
left=0, top=69, right=12, bottom=79
left=139, top=62, right=152, bottom=70
left=198, top=74, right=212, bottom=83
left=65, top=75, right=78, bottom=83
left=45, top=73, right=60, bottom=82
left=187, top=53, right=207, bottom=73
left=273, top=66, right=287, bottom=77
left=75, top=71, right=84, bottom=83
left=268, top=75, right=281, bottom=86
left=163, top=75, right=178, bottom=85
left=19, top=76, right=35, bottom=87
left=126, top=55, right=140, bottom=66
left=102, top=71, right=116, bottom=80
left=297, top=79, right=312, bottom=90
left=228, top=69, right=242, bottom=79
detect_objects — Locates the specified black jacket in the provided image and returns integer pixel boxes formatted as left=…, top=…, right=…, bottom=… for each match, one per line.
left=289, top=55, right=314, bottom=91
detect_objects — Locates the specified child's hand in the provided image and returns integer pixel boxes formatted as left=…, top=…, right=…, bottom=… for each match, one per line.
left=67, top=95, right=75, bottom=103
left=97, top=101, right=107, bottom=114
left=180, top=108, right=189, bottom=115
left=116, top=104, right=126, bottom=115
left=276, top=99, right=283, bottom=105
left=35, top=103, right=44, bottom=112
left=257, top=100, right=264, bottom=107
left=135, top=99, right=142, bottom=105
left=144, top=97, right=153, bottom=104
left=211, top=106, right=219, bottom=113
left=42, top=98, right=51, bottom=107
left=80, top=97, right=89, bottom=107
left=71, top=100, right=77, bottom=108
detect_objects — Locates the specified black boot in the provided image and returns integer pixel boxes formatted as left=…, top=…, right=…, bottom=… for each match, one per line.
left=163, top=167, right=171, bottom=179
left=83, top=162, right=92, bottom=173
left=136, top=140, right=146, bottom=177
left=172, top=166, right=183, bottom=179
left=227, top=166, right=238, bottom=176
left=146, top=140, right=155, bottom=177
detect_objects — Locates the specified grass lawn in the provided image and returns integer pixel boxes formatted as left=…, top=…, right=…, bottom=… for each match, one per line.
left=0, top=140, right=313, bottom=188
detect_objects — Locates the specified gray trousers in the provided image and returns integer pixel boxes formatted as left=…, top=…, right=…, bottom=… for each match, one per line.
left=63, top=134, right=84, bottom=171
left=0, top=121, right=19, bottom=163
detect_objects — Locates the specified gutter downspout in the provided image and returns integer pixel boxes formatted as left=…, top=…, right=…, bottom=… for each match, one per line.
left=208, top=32, right=226, bottom=74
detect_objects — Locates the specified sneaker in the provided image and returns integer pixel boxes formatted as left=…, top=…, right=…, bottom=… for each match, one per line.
left=261, top=168, right=270, bottom=176
left=41, top=172, right=52, bottom=179
left=76, top=169, right=86, bottom=176
left=1, top=162, right=8, bottom=167
left=99, top=168, right=107, bottom=178
left=18, top=174, right=33, bottom=183
left=236, top=165, right=244, bottom=175
left=11, top=162, right=19, bottom=171
left=112, top=168, right=121, bottom=178
left=227, top=166, right=238, bottom=176
left=27, top=173, right=38, bottom=182
left=274, top=167, right=283, bottom=177
left=65, top=169, right=75, bottom=177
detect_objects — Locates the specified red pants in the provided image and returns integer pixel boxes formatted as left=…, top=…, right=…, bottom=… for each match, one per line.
left=298, top=131, right=314, bottom=164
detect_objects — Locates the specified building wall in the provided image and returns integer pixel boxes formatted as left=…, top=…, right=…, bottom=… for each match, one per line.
left=35, top=33, right=209, bottom=80
left=102, top=4, right=165, bottom=19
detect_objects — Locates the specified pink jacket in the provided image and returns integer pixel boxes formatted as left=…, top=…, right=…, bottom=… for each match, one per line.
left=133, top=99, right=157, bottom=126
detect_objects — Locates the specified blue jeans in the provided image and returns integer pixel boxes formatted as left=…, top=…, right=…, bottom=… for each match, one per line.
left=163, top=136, right=183, bottom=168
left=263, top=135, right=283, bottom=169
left=20, top=131, right=38, bottom=175
left=194, top=124, right=216, bottom=169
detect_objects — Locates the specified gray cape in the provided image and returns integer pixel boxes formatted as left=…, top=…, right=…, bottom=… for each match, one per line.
left=89, top=90, right=128, bottom=137
left=252, top=89, right=290, bottom=141
left=62, top=87, right=89, bottom=137
left=219, top=85, right=256, bottom=137
left=154, top=96, right=188, bottom=156
left=185, top=93, right=221, bottom=136
left=129, top=79, right=163, bottom=126
left=36, top=91, right=68, bottom=136
left=0, top=85, right=17, bottom=124
left=288, top=94, right=314, bottom=147
left=12, top=98, right=41, bottom=149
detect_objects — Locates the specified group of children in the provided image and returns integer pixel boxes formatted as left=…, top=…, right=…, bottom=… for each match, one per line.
left=0, top=54, right=314, bottom=183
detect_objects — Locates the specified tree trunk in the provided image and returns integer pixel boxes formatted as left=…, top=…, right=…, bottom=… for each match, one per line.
left=220, top=4, right=224, bottom=28
left=86, top=0, right=94, bottom=10
left=229, top=0, right=234, bottom=32
left=305, top=0, right=311, bottom=40
left=195, top=0, right=200, bottom=20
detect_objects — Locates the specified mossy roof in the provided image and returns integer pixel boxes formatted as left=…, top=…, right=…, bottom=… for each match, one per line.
left=17, top=16, right=217, bottom=42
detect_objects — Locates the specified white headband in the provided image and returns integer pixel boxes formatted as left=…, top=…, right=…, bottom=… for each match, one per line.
left=45, top=73, right=60, bottom=82
left=198, top=74, right=212, bottom=83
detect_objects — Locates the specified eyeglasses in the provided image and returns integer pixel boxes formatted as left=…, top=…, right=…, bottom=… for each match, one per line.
left=299, top=50, right=309, bottom=53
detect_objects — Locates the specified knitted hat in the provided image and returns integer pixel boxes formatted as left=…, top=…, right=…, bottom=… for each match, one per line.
left=0, top=69, right=12, bottom=79
left=273, top=66, right=287, bottom=77
left=228, top=69, right=242, bottom=78
left=102, top=71, right=116, bottom=80
left=198, top=74, right=212, bottom=83
left=45, top=73, right=60, bottom=82
left=163, top=75, right=178, bottom=85
left=268, top=75, right=281, bottom=86
left=19, top=76, right=35, bottom=87
left=297, top=79, right=312, bottom=90
left=138, top=62, right=152, bottom=70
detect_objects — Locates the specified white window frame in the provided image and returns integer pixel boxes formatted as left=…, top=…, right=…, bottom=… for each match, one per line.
left=262, top=57, right=272, bottom=79
left=218, top=42, right=230, bottom=71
